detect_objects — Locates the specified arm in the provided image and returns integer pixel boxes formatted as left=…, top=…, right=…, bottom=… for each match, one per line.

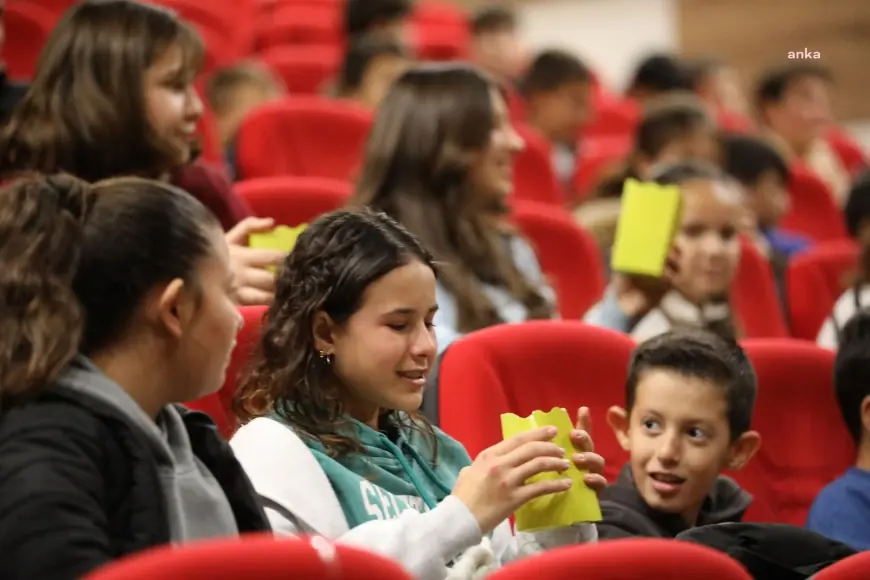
left=583, top=287, right=634, bottom=333
left=231, top=419, right=484, bottom=580
left=0, top=408, right=113, bottom=579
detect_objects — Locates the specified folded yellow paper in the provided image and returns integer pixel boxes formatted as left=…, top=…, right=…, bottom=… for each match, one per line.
left=610, top=178, right=683, bottom=277
left=248, top=224, right=307, bottom=271
left=501, top=407, right=602, bottom=532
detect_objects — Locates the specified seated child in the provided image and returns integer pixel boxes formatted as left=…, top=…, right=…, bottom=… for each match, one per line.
left=575, top=94, right=716, bottom=252
left=817, top=170, right=870, bottom=350
left=585, top=161, right=744, bottom=343
left=520, top=49, right=593, bottom=190
left=807, top=309, right=870, bottom=550
left=598, top=330, right=761, bottom=538
left=205, top=62, right=285, bottom=177
left=720, top=133, right=810, bottom=260
left=625, top=53, right=693, bottom=104
left=469, top=6, right=528, bottom=84
left=755, top=63, right=849, bottom=206
left=688, top=58, right=749, bottom=119
left=335, top=35, right=410, bottom=110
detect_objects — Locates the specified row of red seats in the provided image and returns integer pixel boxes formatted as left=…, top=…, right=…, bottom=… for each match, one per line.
left=233, top=97, right=855, bottom=246
left=190, top=306, right=851, bottom=526
left=90, top=533, right=851, bottom=579
left=3, top=0, right=470, bottom=80
left=229, top=174, right=854, bottom=339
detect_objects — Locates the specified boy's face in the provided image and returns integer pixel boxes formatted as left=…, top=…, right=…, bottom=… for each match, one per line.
left=698, top=67, right=747, bottom=115
left=528, top=80, right=592, bottom=147
left=746, top=169, right=789, bottom=229
left=472, top=28, right=527, bottom=81
left=608, top=368, right=759, bottom=525
left=764, top=75, right=832, bottom=152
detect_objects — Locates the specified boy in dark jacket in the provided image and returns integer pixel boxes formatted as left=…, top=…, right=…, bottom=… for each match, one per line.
left=598, top=330, right=761, bottom=538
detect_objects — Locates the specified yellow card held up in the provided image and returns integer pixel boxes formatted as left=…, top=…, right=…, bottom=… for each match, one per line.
left=248, top=224, right=307, bottom=272
left=610, top=178, right=682, bottom=277
left=501, top=408, right=602, bottom=532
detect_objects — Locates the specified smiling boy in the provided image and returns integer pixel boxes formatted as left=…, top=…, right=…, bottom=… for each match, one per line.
left=598, top=330, right=761, bottom=538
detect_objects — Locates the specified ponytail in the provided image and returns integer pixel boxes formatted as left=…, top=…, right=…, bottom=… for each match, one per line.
left=0, top=174, right=94, bottom=403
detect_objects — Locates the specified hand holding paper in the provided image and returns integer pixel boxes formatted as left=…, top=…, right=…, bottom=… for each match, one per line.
left=501, top=407, right=603, bottom=532
left=611, top=178, right=683, bottom=278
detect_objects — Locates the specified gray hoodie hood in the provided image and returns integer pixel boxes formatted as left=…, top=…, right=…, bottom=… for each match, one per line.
left=58, top=357, right=239, bottom=543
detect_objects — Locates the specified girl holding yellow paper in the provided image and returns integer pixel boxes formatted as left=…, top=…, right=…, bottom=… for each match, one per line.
left=231, top=209, right=606, bottom=580
left=585, top=161, right=743, bottom=342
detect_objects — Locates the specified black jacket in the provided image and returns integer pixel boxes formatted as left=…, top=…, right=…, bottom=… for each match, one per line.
left=597, top=464, right=752, bottom=539
left=0, top=386, right=270, bottom=580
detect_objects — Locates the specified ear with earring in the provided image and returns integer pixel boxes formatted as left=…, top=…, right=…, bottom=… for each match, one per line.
left=318, top=350, right=333, bottom=365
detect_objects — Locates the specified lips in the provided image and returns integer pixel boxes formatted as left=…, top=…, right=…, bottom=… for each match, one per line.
left=649, top=472, right=686, bottom=495
left=397, top=369, right=427, bottom=388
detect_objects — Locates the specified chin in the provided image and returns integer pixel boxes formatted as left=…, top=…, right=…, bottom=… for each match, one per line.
left=390, top=393, right=425, bottom=415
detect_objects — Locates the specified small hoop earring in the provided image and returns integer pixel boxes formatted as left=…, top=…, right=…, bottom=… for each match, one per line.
left=318, top=351, right=333, bottom=365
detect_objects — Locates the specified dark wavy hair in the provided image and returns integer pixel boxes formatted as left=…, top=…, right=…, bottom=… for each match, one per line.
left=0, top=0, right=204, bottom=182
left=0, top=174, right=219, bottom=405
left=235, top=209, right=438, bottom=458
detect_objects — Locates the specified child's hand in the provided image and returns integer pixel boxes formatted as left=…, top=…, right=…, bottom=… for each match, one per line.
left=226, top=217, right=285, bottom=306
left=570, top=407, right=608, bottom=493
left=613, top=246, right=680, bottom=318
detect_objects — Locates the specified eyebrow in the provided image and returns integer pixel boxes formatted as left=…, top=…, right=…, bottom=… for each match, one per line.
left=385, top=305, right=439, bottom=315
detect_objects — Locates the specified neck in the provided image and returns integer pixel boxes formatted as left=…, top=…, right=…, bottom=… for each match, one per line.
left=344, top=398, right=381, bottom=430
left=89, top=343, right=173, bottom=420
left=856, top=440, right=870, bottom=471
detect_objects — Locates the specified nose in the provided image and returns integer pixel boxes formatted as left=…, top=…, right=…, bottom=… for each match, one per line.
left=187, top=86, right=204, bottom=122
left=655, top=431, right=682, bottom=465
left=506, top=122, right=525, bottom=154
left=409, top=322, right=437, bottom=362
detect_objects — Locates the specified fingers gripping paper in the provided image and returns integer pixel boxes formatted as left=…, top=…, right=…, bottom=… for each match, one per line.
left=610, top=178, right=682, bottom=277
left=500, top=408, right=602, bottom=532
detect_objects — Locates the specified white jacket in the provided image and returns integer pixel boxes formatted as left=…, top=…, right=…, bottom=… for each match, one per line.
left=230, top=418, right=597, bottom=580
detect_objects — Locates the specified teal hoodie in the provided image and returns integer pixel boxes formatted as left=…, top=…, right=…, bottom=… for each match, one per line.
left=276, top=413, right=473, bottom=529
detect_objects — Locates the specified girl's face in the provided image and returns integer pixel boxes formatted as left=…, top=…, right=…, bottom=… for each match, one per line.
left=172, top=225, right=243, bottom=401
left=466, top=88, right=525, bottom=207
left=314, top=259, right=438, bottom=427
left=671, top=179, right=742, bottom=303
left=144, top=44, right=203, bottom=169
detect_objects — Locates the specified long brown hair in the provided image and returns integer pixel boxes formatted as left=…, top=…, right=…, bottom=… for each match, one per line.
left=350, top=64, right=553, bottom=333
left=0, top=0, right=203, bottom=182
left=235, top=209, right=438, bottom=458
left=0, top=174, right=219, bottom=405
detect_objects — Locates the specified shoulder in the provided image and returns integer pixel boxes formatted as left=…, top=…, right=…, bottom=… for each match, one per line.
left=0, top=393, right=109, bottom=445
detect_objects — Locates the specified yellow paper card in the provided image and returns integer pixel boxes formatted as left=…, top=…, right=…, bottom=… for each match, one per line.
left=248, top=225, right=307, bottom=271
left=610, top=178, right=682, bottom=277
left=501, top=408, right=602, bottom=532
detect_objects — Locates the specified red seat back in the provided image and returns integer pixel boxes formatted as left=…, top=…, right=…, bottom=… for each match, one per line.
left=786, top=239, right=859, bottom=339
left=3, top=2, right=54, bottom=81
left=780, top=164, right=847, bottom=243
left=737, top=339, right=854, bottom=526
left=260, top=45, right=341, bottom=94
left=236, top=98, right=373, bottom=181
left=732, top=239, right=789, bottom=338
left=235, top=176, right=351, bottom=226
left=511, top=201, right=605, bottom=319
left=437, top=321, right=635, bottom=482
left=259, top=4, right=343, bottom=51
left=488, top=539, right=752, bottom=580
left=512, top=124, right=564, bottom=206
left=83, top=534, right=413, bottom=579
